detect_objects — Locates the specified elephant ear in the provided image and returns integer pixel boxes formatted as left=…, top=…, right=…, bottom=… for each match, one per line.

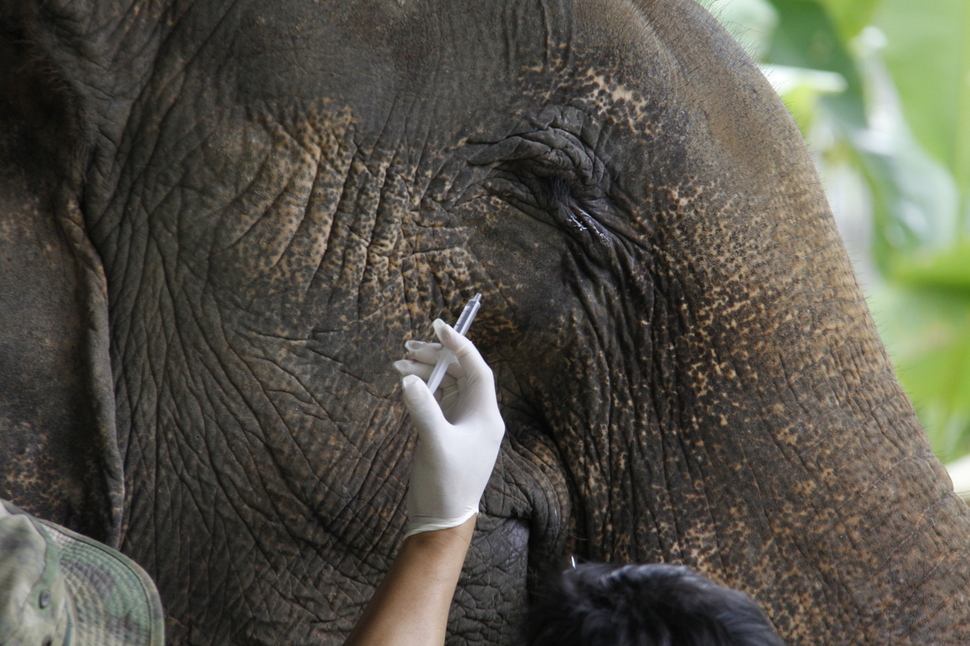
left=0, top=26, right=123, bottom=545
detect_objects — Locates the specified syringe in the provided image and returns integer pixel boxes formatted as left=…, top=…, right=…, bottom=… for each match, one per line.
left=425, top=293, right=482, bottom=395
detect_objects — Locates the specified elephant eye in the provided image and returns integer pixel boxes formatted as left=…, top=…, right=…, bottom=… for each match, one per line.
left=472, top=129, right=618, bottom=250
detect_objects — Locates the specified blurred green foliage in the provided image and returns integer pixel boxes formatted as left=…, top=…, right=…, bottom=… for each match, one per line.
left=700, top=0, right=970, bottom=462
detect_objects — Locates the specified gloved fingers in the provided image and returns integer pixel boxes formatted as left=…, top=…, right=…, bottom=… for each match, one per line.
left=394, top=360, right=462, bottom=392
left=433, top=319, right=491, bottom=383
left=404, top=339, right=466, bottom=380
left=433, top=319, right=499, bottom=419
left=393, top=359, right=461, bottom=394
left=437, top=382, right=461, bottom=412
left=404, top=340, right=441, bottom=365
left=393, top=359, right=434, bottom=381
left=400, top=374, right=450, bottom=443
left=429, top=371, right=459, bottom=408
left=435, top=369, right=459, bottom=393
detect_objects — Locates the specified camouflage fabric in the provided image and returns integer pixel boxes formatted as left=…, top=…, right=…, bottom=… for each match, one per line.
left=0, top=500, right=164, bottom=646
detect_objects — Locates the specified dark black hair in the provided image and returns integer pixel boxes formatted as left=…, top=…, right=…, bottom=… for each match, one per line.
left=524, top=563, right=786, bottom=646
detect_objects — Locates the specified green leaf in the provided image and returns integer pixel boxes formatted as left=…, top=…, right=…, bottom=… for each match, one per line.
left=767, top=0, right=868, bottom=126
left=867, top=284, right=970, bottom=462
left=766, top=0, right=959, bottom=262
left=875, top=0, right=970, bottom=216
left=817, top=0, right=882, bottom=42
left=849, top=28, right=961, bottom=263
left=888, top=241, right=970, bottom=292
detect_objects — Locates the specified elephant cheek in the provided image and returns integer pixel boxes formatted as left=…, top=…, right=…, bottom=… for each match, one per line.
left=449, top=421, right=573, bottom=639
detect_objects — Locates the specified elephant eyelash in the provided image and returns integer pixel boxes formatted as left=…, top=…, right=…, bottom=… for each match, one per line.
left=550, top=177, right=614, bottom=247
left=478, top=170, right=618, bottom=253
left=566, top=203, right=612, bottom=246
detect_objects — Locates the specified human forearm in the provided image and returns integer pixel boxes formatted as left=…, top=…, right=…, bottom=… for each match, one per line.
left=344, top=517, right=475, bottom=646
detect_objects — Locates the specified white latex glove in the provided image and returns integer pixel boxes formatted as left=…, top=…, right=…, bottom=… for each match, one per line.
left=393, top=319, right=505, bottom=538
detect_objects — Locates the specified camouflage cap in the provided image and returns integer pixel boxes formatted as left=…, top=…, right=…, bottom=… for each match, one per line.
left=0, top=500, right=164, bottom=646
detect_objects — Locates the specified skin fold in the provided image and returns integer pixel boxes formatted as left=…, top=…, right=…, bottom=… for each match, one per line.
left=1, top=0, right=969, bottom=644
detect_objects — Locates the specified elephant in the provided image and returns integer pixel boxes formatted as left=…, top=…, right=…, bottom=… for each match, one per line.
left=2, top=0, right=969, bottom=643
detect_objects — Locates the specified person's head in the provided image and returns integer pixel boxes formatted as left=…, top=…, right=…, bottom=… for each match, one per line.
left=525, top=562, right=785, bottom=646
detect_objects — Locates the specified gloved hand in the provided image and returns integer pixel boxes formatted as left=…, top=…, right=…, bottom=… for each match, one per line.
left=393, top=319, right=505, bottom=538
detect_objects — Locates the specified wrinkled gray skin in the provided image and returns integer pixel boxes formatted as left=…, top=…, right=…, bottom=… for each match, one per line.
left=2, top=0, right=969, bottom=644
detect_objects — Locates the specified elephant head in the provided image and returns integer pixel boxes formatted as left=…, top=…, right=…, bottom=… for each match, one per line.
left=2, top=0, right=968, bottom=643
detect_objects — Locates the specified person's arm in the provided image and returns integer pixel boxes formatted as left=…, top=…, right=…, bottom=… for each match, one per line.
left=345, top=319, right=505, bottom=646
left=343, top=518, right=474, bottom=646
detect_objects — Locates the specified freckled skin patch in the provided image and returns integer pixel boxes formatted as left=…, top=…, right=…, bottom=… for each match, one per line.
left=3, top=0, right=970, bottom=644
